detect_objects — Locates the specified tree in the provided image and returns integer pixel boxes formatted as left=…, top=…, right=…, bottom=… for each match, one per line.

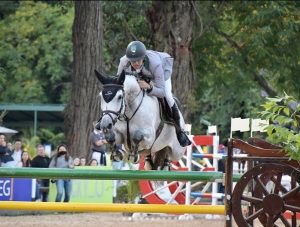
left=64, top=1, right=103, bottom=158
left=146, top=1, right=197, bottom=118
left=101, top=1, right=150, bottom=74
left=0, top=1, right=73, bottom=103
left=190, top=1, right=300, bottom=138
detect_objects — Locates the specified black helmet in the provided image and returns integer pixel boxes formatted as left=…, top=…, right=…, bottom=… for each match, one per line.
left=126, top=41, right=146, bottom=62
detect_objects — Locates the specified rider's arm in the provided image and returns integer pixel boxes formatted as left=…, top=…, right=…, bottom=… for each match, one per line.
left=95, top=139, right=107, bottom=146
left=117, top=56, right=129, bottom=76
left=147, top=63, right=165, bottom=98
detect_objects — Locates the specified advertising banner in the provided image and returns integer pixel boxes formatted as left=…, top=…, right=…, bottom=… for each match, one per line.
left=0, top=178, right=32, bottom=201
left=49, top=166, right=113, bottom=203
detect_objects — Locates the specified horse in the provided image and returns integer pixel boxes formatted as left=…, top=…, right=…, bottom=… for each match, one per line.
left=94, top=70, right=186, bottom=170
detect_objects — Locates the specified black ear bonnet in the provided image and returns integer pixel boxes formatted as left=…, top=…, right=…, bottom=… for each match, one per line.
left=102, top=84, right=123, bottom=103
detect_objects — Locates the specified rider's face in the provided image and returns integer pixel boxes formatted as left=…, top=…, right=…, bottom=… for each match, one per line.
left=130, top=59, right=143, bottom=70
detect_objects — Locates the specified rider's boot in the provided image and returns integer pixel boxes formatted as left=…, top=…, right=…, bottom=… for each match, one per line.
left=171, top=104, right=192, bottom=147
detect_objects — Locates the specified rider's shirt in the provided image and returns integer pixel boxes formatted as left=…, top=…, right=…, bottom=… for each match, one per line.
left=117, top=50, right=174, bottom=98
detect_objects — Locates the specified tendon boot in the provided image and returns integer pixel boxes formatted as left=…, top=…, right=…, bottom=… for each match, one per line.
left=171, top=104, right=192, bottom=147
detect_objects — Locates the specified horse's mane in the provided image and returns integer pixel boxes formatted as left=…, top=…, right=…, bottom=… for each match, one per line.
left=123, top=74, right=141, bottom=96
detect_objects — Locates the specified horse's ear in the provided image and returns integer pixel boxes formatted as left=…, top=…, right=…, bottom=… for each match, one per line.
left=117, top=70, right=126, bottom=85
left=94, top=70, right=117, bottom=85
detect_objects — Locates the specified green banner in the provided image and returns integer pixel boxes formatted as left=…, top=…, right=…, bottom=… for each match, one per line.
left=49, top=166, right=113, bottom=203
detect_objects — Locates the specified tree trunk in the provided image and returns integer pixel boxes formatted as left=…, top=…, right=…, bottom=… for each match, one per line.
left=147, top=1, right=196, bottom=119
left=65, top=1, right=103, bottom=158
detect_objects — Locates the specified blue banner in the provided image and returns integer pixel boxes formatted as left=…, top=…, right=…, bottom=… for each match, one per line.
left=0, top=178, right=32, bottom=201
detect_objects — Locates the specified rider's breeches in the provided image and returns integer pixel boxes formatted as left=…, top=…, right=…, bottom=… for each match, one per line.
left=164, top=78, right=185, bottom=128
left=164, top=78, right=175, bottom=108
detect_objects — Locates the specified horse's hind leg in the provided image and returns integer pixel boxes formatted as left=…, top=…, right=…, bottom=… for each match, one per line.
left=144, top=154, right=154, bottom=171
left=152, top=146, right=172, bottom=171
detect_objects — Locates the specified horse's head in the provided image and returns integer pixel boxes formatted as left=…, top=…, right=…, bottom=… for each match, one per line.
left=94, top=70, right=126, bottom=134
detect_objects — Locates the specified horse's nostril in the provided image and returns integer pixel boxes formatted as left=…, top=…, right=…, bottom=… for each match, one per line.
left=108, top=123, right=112, bottom=129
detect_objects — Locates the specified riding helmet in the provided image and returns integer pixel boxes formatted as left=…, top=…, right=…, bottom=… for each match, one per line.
left=126, top=41, right=146, bottom=62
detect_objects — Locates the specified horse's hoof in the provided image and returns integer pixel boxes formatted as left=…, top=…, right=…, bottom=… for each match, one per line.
left=111, top=154, right=123, bottom=162
left=128, top=154, right=139, bottom=164
left=162, top=165, right=170, bottom=171
left=162, top=159, right=171, bottom=171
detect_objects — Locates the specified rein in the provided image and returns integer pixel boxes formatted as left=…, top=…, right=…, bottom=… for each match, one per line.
left=124, top=89, right=145, bottom=150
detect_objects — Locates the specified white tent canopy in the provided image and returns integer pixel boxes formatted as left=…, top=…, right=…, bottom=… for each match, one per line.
left=0, top=126, right=18, bottom=135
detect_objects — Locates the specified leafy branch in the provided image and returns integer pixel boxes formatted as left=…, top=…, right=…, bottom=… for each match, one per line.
left=260, top=93, right=300, bottom=161
left=214, top=26, right=278, bottom=97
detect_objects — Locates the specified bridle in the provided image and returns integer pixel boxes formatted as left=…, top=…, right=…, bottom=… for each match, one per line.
left=100, top=84, right=125, bottom=125
left=98, top=74, right=148, bottom=150
left=99, top=81, right=145, bottom=126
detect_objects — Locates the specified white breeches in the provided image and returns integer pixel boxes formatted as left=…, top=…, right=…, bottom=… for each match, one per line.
left=164, top=77, right=175, bottom=108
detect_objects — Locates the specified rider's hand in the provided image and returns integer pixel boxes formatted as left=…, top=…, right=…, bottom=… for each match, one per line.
left=138, top=79, right=151, bottom=90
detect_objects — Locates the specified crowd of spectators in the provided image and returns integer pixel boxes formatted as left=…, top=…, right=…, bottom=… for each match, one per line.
left=0, top=131, right=112, bottom=203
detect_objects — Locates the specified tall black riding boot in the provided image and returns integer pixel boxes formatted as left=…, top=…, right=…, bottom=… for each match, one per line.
left=171, top=104, right=192, bottom=147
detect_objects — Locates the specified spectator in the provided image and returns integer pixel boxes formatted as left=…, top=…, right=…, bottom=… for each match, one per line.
left=17, top=151, right=31, bottom=167
left=31, top=144, right=51, bottom=202
left=235, top=148, right=246, bottom=173
left=217, top=144, right=226, bottom=194
left=7, top=142, right=13, bottom=151
left=0, top=134, right=15, bottom=167
left=89, top=159, right=98, bottom=166
left=49, top=144, right=74, bottom=203
left=79, top=157, right=86, bottom=166
left=11, top=139, right=23, bottom=163
left=73, top=157, right=80, bottom=166
left=90, top=121, right=107, bottom=166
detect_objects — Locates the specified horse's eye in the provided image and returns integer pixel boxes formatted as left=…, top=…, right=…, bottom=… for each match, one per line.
left=118, top=95, right=122, bottom=100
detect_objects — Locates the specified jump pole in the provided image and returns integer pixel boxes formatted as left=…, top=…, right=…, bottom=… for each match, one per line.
left=0, top=202, right=225, bottom=214
left=0, top=168, right=233, bottom=181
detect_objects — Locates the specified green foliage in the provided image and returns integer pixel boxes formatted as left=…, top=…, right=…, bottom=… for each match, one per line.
left=116, top=180, right=140, bottom=203
left=260, top=93, right=300, bottom=161
left=191, top=1, right=300, bottom=139
left=102, top=1, right=151, bottom=74
left=22, top=135, right=40, bottom=158
left=38, top=128, right=65, bottom=147
left=17, top=126, right=65, bottom=158
left=0, top=1, right=73, bottom=103
left=0, top=1, right=19, bottom=19
left=1, top=1, right=299, bottom=144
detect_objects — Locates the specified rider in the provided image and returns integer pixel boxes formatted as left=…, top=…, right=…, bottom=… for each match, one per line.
left=116, top=40, right=191, bottom=147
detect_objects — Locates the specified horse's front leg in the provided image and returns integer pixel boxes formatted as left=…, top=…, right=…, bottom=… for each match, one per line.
left=103, top=130, right=125, bottom=161
left=131, top=129, right=154, bottom=170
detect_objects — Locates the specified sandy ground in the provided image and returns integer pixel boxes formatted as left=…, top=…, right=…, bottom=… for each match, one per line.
left=0, top=212, right=232, bottom=227
left=0, top=212, right=290, bottom=226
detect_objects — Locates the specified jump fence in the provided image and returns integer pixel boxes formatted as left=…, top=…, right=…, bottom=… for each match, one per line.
left=0, top=168, right=241, bottom=214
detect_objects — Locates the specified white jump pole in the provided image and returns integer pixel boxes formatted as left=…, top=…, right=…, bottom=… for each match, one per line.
left=212, top=135, right=219, bottom=206
left=185, top=136, right=192, bottom=205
